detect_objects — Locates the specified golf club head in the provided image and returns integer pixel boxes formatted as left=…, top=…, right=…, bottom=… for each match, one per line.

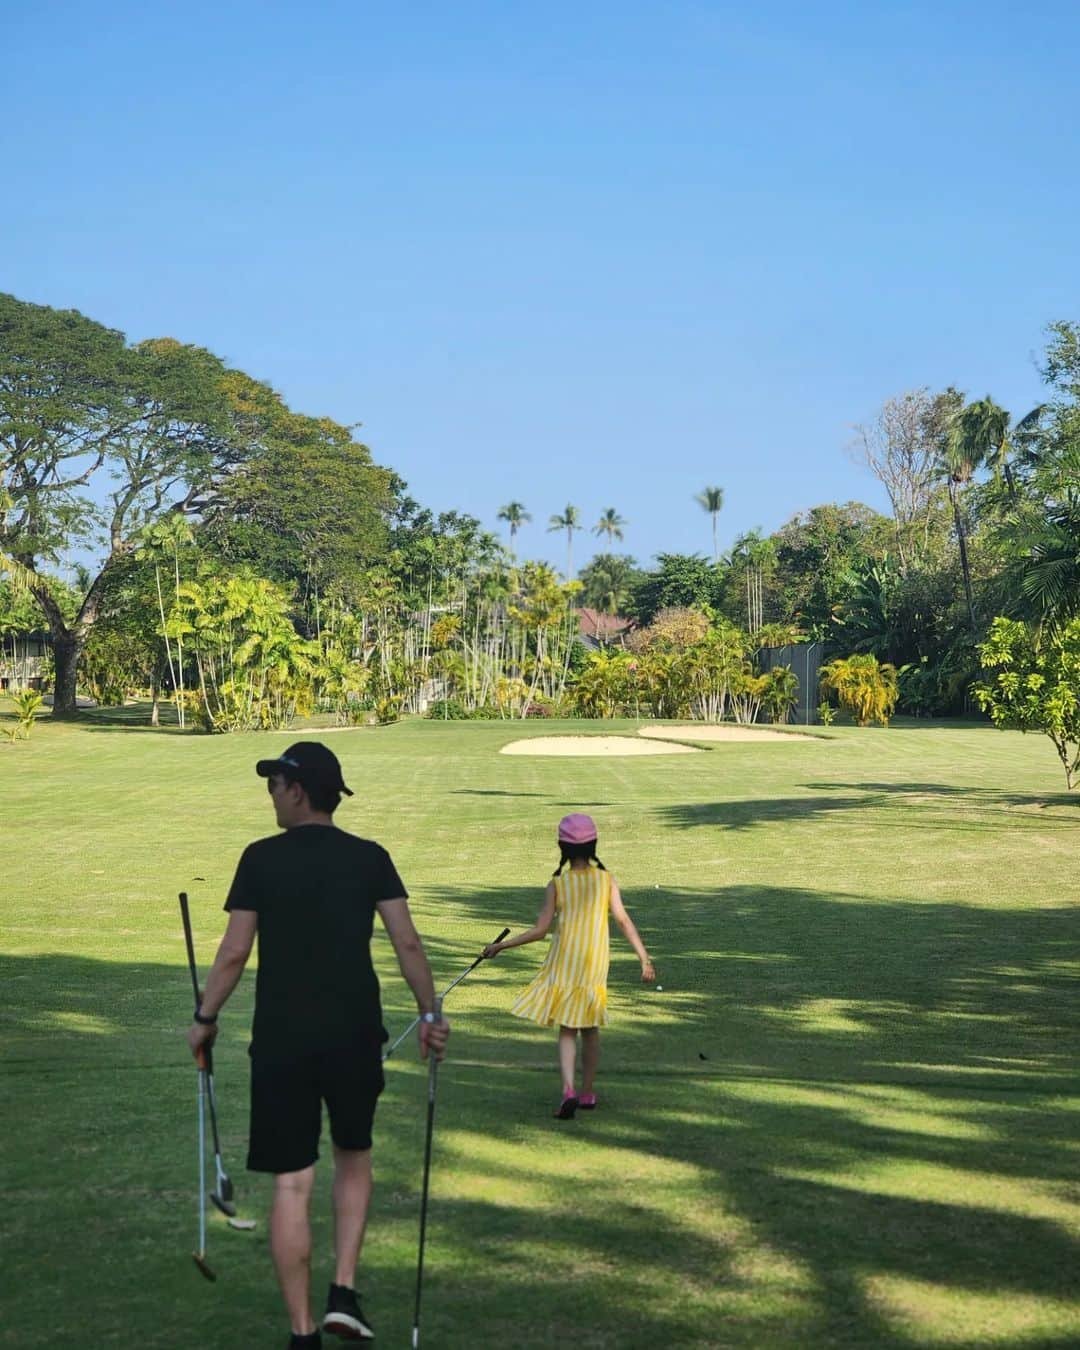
left=216, top=1170, right=234, bottom=1204
left=192, top=1251, right=217, bottom=1282
left=210, top=1191, right=238, bottom=1218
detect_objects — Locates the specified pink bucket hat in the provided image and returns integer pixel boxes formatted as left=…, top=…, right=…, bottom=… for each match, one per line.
left=558, top=813, right=598, bottom=844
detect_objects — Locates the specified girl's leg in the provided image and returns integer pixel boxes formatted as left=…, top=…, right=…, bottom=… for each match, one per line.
left=557, top=1025, right=578, bottom=1095
left=581, top=1027, right=600, bottom=1095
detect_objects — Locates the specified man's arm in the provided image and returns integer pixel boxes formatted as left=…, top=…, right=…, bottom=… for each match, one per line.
left=185, top=910, right=258, bottom=1056
left=377, top=897, right=449, bottom=1059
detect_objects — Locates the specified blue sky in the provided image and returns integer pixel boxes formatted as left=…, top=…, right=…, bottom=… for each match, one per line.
left=5, top=1, right=1078, bottom=573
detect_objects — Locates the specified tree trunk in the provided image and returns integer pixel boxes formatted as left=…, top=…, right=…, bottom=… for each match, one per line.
left=949, top=482, right=977, bottom=640
left=51, top=633, right=82, bottom=718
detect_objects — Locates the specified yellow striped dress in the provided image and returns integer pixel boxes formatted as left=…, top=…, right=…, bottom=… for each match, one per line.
left=511, top=866, right=611, bottom=1028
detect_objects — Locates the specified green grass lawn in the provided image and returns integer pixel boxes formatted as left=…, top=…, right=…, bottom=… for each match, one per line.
left=2, top=709, right=1079, bottom=1348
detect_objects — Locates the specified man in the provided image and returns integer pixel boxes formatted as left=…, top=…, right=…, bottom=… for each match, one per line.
left=186, top=741, right=449, bottom=1348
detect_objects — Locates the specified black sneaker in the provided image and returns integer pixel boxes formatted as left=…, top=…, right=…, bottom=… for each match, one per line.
left=323, top=1283, right=375, bottom=1341
left=288, top=1334, right=322, bottom=1349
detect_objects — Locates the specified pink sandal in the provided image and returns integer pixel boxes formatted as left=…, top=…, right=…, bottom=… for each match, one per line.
left=578, top=1093, right=597, bottom=1110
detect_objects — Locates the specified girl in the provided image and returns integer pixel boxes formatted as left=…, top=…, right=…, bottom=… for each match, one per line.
left=483, top=813, right=655, bottom=1119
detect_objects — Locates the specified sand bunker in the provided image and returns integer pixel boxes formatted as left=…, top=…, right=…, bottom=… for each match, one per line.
left=639, top=724, right=814, bottom=743
left=501, top=736, right=700, bottom=757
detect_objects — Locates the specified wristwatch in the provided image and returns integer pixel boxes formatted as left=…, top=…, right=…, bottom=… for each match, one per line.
left=194, top=1009, right=218, bottom=1025
left=420, top=1012, right=439, bottom=1024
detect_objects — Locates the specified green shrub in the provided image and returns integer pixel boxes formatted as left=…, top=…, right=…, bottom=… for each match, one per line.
left=426, top=700, right=499, bottom=721
left=5, top=688, right=44, bottom=742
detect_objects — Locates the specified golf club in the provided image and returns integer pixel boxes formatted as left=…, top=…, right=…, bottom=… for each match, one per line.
left=192, top=1047, right=216, bottom=1282
left=383, top=927, right=510, bottom=1062
left=179, top=891, right=238, bottom=1218
left=411, top=996, right=443, bottom=1350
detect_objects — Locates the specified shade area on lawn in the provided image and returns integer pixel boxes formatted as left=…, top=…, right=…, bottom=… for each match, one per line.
left=2, top=710, right=1079, bottom=1348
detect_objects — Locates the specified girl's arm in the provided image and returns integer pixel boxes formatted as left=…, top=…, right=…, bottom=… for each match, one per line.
left=609, top=880, right=656, bottom=982
left=482, top=882, right=556, bottom=957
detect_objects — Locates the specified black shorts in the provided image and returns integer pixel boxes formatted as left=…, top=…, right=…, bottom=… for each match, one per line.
left=247, top=1040, right=385, bottom=1174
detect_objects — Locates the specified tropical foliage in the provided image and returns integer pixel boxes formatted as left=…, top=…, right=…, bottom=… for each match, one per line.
left=820, top=654, right=900, bottom=727
left=6, top=291, right=1080, bottom=736
left=973, top=617, right=1080, bottom=789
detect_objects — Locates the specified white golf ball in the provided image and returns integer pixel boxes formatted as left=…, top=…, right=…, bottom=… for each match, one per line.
left=656, top=985, right=663, bottom=991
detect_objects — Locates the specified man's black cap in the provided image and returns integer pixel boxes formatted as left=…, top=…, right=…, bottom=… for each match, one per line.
left=255, top=742, right=354, bottom=797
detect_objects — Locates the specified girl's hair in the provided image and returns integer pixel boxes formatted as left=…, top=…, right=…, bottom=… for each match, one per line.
left=553, top=841, right=607, bottom=875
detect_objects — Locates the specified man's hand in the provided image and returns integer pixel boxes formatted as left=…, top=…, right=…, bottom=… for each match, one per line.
left=418, top=1016, right=450, bottom=1061
left=481, top=942, right=504, bottom=959
left=186, top=1020, right=219, bottom=1058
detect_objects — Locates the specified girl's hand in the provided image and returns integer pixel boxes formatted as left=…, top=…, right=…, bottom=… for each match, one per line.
left=482, top=943, right=503, bottom=959
left=640, top=959, right=656, bottom=983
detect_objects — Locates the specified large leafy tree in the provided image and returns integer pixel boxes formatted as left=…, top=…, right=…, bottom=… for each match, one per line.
left=198, top=393, right=395, bottom=617
left=767, top=503, right=890, bottom=636
left=631, top=552, right=725, bottom=625
left=0, top=294, right=246, bottom=715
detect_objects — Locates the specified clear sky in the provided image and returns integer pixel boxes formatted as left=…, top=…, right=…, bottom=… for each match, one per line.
left=5, top=1, right=1078, bottom=573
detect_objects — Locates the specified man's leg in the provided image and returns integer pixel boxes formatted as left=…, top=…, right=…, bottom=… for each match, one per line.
left=332, top=1144, right=373, bottom=1286
left=271, top=1165, right=318, bottom=1336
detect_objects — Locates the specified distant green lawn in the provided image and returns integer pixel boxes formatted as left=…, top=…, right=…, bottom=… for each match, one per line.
left=2, top=708, right=1079, bottom=1348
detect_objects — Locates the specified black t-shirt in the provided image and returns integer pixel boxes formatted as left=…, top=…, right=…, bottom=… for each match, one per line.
left=224, top=825, right=407, bottom=1054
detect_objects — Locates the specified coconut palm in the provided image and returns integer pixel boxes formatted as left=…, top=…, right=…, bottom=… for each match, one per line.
left=975, top=400, right=1046, bottom=500
left=695, top=486, right=725, bottom=562
left=593, top=508, right=626, bottom=546
left=579, top=554, right=637, bottom=618
left=547, top=504, right=582, bottom=582
left=940, top=397, right=1002, bottom=639
left=496, top=501, right=531, bottom=557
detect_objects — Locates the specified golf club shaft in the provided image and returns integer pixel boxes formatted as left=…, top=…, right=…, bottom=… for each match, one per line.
left=181, top=891, right=231, bottom=1199
left=385, top=927, right=510, bottom=1062
left=412, top=996, right=443, bottom=1350
left=197, top=1065, right=207, bottom=1258
left=179, top=891, right=201, bottom=1007
left=205, top=1071, right=226, bottom=1171
left=180, top=890, right=215, bottom=1074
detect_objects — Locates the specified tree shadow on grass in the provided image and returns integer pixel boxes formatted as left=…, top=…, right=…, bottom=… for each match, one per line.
left=657, top=788, right=1080, bottom=833
left=3, top=879, right=1079, bottom=1347
left=800, top=780, right=1080, bottom=812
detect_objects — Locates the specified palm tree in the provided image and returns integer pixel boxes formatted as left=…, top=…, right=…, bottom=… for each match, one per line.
left=728, top=529, right=775, bottom=634
left=695, top=487, right=724, bottom=561
left=547, top=504, right=582, bottom=582
left=981, top=402, right=1046, bottom=500
left=579, top=554, right=637, bottom=618
left=496, top=502, right=531, bottom=558
left=940, top=397, right=1002, bottom=639
left=593, top=508, right=626, bottom=546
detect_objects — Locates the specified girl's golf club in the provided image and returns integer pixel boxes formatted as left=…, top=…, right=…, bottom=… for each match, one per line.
left=179, top=892, right=238, bottom=1218
left=384, top=927, right=509, bottom=1062
left=411, top=996, right=443, bottom=1350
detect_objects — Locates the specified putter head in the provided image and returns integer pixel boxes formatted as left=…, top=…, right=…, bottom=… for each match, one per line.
left=192, top=1251, right=217, bottom=1282
left=210, top=1191, right=238, bottom=1218
left=217, top=1174, right=234, bottom=1204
